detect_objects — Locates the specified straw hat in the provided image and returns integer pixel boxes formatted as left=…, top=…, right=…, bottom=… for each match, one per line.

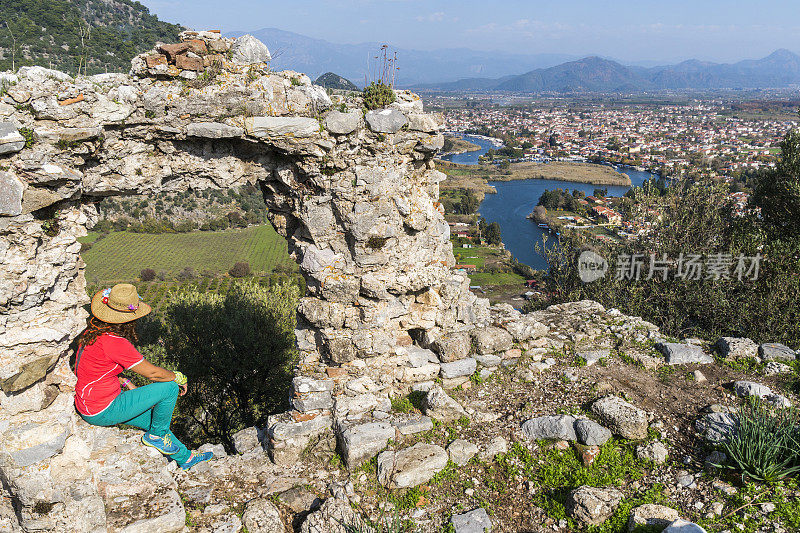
left=90, top=283, right=151, bottom=324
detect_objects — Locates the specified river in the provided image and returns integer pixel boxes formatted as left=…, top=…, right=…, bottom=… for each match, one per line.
left=439, top=134, right=500, bottom=165
left=441, top=135, right=658, bottom=270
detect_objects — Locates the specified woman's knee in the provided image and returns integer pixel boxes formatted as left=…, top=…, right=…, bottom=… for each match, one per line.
left=152, top=380, right=180, bottom=398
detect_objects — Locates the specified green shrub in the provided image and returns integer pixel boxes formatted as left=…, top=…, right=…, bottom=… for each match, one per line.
left=362, top=82, right=395, bottom=110
left=176, top=266, right=196, bottom=281
left=390, top=396, right=414, bottom=413
left=18, top=127, right=34, bottom=149
left=714, top=400, right=800, bottom=482
left=154, top=279, right=299, bottom=451
left=532, top=177, right=800, bottom=347
left=229, top=261, right=250, bottom=278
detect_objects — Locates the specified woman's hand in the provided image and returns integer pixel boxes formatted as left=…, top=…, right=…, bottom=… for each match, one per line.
left=119, top=377, right=137, bottom=390
left=179, top=384, right=187, bottom=396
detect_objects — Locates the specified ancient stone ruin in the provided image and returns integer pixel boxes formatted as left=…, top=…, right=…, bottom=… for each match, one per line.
left=0, top=30, right=502, bottom=530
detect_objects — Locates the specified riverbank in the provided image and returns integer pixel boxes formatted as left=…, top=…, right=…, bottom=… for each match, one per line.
left=441, top=135, right=482, bottom=156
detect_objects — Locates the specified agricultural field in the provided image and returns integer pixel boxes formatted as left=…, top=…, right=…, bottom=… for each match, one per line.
left=467, top=271, right=526, bottom=287
left=452, top=245, right=513, bottom=271
left=452, top=242, right=529, bottom=306
left=85, top=275, right=301, bottom=316
left=81, top=225, right=296, bottom=284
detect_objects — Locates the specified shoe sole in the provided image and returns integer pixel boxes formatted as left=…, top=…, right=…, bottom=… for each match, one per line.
left=141, top=436, right=179, bottom=455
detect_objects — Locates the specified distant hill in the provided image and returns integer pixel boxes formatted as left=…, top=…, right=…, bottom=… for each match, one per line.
left=315, top=72, right=358, bottom=91
left=421, top=50, right=800, bottom=93
left=0, top=0, right=184, bottom=75
left=225, top=27, right=576, bottom=87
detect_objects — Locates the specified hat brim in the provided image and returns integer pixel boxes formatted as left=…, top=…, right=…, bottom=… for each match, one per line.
left=91, top=290, right=152, bottom=324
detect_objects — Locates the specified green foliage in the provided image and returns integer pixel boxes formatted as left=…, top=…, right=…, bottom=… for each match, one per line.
left=714, top=400, right=800, bottom=482
left=18, top=127, right=34, bottom=148
left=538, top=188, right=588, bottom=214
left=55, top=139, right=80, bottom=150
left=533, top=175, right=800, bottom=347
left=390, top=395, right=414, bottom=413
left=477, top=218, right=502, bottom=245
left=362, top=82, right=395, bottom=110
left=151, top=279, right=299, bottom=451
left=229, top=261, right=251, bottom=278
left=469, top=370, right=484, bottom=384
left=752, top=124, right=800, bottom=240
left=440, top=189, right=480, bottom=215
left=344, top=508, right=414, bottom=533
left=0, top=0, right=183, bottom=74
left=700, top=479, right=800, bottom=532
left=498, top=439, right=649, bottom=526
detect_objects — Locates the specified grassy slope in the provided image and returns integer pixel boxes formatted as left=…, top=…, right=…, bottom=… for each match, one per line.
left=82, top=225, right=295, bottom=283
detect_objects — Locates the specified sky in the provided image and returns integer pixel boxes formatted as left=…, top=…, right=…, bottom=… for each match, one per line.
left=138, top=0, right=800, bottom=64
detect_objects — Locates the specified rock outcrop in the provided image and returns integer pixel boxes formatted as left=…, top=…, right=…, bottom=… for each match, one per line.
left=0, top=30, right=463, bottom=531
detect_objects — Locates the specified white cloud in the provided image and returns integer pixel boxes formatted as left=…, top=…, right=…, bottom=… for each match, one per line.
left=416, top=11, right=446, bottom=23
left=467, top=18, right=572, bottom=39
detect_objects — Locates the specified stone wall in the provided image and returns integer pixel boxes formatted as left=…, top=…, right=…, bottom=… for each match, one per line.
left=0, top=32, right=497, bottom=530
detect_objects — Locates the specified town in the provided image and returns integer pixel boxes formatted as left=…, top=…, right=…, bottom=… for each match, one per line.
left=439, top=99, right=796, bottom=179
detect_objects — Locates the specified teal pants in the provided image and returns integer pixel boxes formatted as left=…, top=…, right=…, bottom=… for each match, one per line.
left=81, top=381, right=191, bottom=465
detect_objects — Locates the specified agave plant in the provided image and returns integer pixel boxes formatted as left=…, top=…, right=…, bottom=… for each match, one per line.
left=715, top=399, right=800, bottom=483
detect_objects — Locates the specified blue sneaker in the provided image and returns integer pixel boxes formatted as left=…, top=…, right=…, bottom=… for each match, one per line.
left=180, top=451, right=213, bottom=470
left=141, top=433, right=180, bottom=455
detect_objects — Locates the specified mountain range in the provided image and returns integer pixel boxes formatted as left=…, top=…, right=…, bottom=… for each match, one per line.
left=228, top=28, right=800, bottom=93
left=419, top=50, right=800, bottom=93
left=225, top=28, right=576, bottom=87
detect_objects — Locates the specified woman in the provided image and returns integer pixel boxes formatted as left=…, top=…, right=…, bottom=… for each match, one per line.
left=74, top=283, right=212, bottom=470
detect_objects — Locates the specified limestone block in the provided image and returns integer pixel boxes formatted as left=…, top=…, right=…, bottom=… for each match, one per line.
left=521, top=415, right=578, bottom=442
left=406, top=113, right=442, bottom=133
left=187, top=122, right=245, bottom=138
left=422, top=384, right=467, bottom=423
left=591, top=395, right=649, bottom=440
left=0, top=171, right=24, bottom=216
left=338, top=421, right=394, bottom=469
left=232, top=35, right=272, bottom=64
left=447, top=439, right=478, bottom=466
left=245, top=116, right=320, bottom=138
left=377, top=443, right=448, bottom=488
left=656, top=342, right=713, bottom=365
left=365, top=109, right=407, bottom=133
left=324, top=110, right=362, bottom=134
left=440, top=357, right=477, bottom=379
left=0, top=122, right=25, bottom=154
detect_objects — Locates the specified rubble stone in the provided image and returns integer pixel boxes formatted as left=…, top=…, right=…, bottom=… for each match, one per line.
left=568, top=486, right=623, bottom=526
left=591, top=396, right=649, bottom=440
left=377, top=443, right=448, bottom=488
